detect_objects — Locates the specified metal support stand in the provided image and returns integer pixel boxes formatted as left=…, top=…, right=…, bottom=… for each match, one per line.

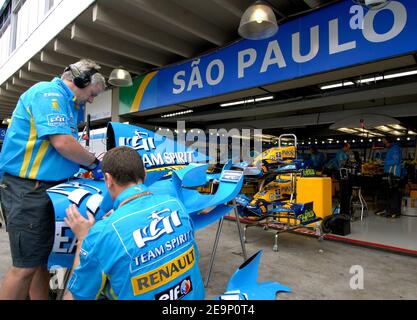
left=233, top=199, right=247, bottom=261
left=204, top=217, right=224, bottom=288
left=204, top=202, right=248, bottom=287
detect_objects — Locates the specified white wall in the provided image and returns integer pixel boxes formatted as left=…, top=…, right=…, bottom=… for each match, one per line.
left=0, top=0, right=95, bottom=85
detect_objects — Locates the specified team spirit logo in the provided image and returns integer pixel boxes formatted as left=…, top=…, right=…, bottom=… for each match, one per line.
left=133, top=208, right=182, bottom=248
left=155, top=276, right=193, bottom=300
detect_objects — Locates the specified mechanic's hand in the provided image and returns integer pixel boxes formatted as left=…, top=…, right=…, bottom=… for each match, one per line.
left=64, top=204, right=95, bottom=241
left=92, top=161, right=104, bottom=180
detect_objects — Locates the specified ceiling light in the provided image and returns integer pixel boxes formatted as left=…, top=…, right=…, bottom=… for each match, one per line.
left=391, top=130, right=405, bottom=136
left=220, top=95, right=274, bottom=107
left=238, top=1, right=278, bottom=40
left=359, top=76, right=384, bottom=84
left=320, top=81, right=354, bottom=90
left=161, top=110, right=193, bottom=118
left=385, top=70, right=417, bottom=80
left=375, top=125, right=391, bottom=132
left=108, top=67, right=133, bottom=87
left=255, top=96, right=274, bottom=102
left=388, top=124, right=406, bottom=130
left=408, top=131, right=417, bottom=135
left=338, top=128, right=358, bottom=134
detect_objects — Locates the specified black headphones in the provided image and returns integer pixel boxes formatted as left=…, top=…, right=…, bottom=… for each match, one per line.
left=65, top=64, right=99, bottom=89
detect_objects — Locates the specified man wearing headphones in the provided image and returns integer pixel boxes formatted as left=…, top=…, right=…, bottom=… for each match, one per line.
left=0, top=59, right=106, bottom=300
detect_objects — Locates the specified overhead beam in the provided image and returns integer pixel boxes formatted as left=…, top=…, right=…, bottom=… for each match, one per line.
left=0, top=98, right=17, bottom=106
left=19, top=69, right=52, bottom=82
left=128, top=0, right=229, bottom=46
left=71, top=23, right=170, bottom=67
left=54, top=38, right=146, bottom=75
left=92, top=4, right=195, bottom=58
left=12, top=77, right=36, bottom=88
left=5, top=82, right=26, bottom=94
left=211, top=0, right=247, bottom=18
left=28, top=61, right=64, bottom=77
left=40, top=50, right=77, bottom=67
left=40, top=50, right=113, bottom=77
left=0, top=88, right=20, bottom=99
left=0, top=92, right=18, bottom=102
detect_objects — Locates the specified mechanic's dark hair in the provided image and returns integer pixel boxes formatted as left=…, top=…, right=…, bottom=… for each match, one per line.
left=102, top=146, right=145, bottom=186
left=343, top=143, right=350, bottom=149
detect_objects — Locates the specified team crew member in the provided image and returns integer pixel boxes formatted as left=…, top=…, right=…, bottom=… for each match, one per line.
left=0, top=59, right=106, bottom=300
left=324, top=143, right=350, bottom=175
left=308, top=146, right=326, bottom=171
left=376, top=137, right=403, bottom=218
left=64, top=147, right=205, bottom=300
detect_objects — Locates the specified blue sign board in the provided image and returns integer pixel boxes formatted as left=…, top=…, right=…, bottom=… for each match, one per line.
left=123, top=0, right=417, bottom=113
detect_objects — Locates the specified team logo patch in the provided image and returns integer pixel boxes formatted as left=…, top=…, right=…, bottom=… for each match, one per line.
left=132, top=208, right=182, bottom=249
left=131, top=246, right=195, bottom=296
left=47, top=114, right=67, bottom=127
left=155, top=276, right=193, bottom=300
left=51, top=99, right=60, bottom=110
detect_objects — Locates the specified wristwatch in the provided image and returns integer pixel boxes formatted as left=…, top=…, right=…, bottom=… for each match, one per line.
left=82, top=158, right=100, bottom=171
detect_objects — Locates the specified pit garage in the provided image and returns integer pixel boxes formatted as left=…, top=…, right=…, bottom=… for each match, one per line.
left=1, top=0, right=417, bottom=301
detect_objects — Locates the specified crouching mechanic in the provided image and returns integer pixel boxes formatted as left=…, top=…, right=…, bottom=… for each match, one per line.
left=63, top=146, right=205, bottom=300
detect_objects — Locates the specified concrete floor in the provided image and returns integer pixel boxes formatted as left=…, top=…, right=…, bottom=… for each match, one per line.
left=1, top=220, right=417, bottom=300
left=197, top=220, right=417, bottom=300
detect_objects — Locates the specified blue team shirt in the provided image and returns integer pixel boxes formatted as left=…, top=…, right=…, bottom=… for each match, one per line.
left=0, top=78, right=85, bottom=181
left=67, top=184, right=205, bottom=300
left=325, top=149, right=348, bottom=170
left=384, top=144, right=402, bottom=176
left=310, top=152, right=326, bottom=170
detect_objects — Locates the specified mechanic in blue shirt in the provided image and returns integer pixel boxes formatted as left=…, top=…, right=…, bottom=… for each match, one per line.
left=64, top=146, right=205, bottom=300
left=324, top=143, right=350, bottom=175
left=376, top=136, right=403, bottom=218
left=0, top=59, right=106, bottom=300
left=308, top=146, right=326, bottom=171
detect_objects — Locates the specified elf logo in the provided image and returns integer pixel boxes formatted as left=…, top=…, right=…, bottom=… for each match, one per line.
left=155, top=276, right=193, bottom=300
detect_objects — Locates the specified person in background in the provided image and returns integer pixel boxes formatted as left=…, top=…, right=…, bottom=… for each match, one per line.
left=63, top=146, right=205, bottom=300
left=308, top=146, right=326, bottom=171
left=0, top=59, right=106, bottom=300
left=375, top=136, right=402, bottom=218
left=324, top=143, right=351, bottom=175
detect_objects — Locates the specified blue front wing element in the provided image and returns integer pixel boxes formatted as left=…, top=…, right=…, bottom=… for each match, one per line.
left=216, top=250, right=291, bottom=300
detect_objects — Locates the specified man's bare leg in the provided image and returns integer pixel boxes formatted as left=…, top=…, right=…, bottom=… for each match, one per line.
left=0, top=267, right=36, bottom=300
left=29, top=266, right=50, bottom=300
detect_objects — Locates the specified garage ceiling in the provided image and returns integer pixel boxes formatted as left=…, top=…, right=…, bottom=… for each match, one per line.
left=0, top=0, right=338, bottom=120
